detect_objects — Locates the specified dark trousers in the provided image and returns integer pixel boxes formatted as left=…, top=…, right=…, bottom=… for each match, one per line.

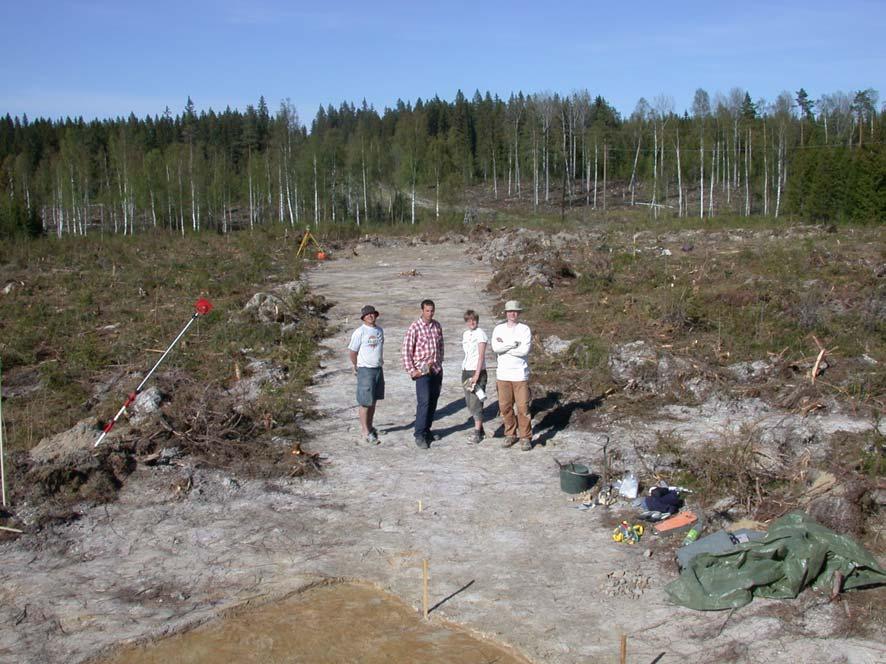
left=414, top=371, right=443, bottom=440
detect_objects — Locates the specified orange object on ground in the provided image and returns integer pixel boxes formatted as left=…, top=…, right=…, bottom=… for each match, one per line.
left=653, top=510, right=697, bottom=535
left=316, top=251, right=327, bottom=261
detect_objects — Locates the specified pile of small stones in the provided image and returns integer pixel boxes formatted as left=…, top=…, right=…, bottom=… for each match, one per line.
left=602, top=568, right=652, bottom=598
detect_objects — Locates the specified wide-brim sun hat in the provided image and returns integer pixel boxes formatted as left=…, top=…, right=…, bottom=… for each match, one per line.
left=360, top=305, right=380, bottom=319
left=503, top=300, right=523, bottom=312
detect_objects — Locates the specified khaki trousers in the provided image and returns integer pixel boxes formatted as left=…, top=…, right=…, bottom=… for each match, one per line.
left=497, top=380, right=531, bottom=439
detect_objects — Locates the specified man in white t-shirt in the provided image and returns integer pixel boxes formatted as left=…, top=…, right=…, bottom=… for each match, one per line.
left=461, top=309, right=488, bottom=444
left=348, top=305, right=384, bottom=444
left=491, top=300, right=532, bottom=451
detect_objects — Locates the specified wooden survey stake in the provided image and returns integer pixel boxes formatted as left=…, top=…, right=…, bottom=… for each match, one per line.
left=422, top=559, right=430, bottom=620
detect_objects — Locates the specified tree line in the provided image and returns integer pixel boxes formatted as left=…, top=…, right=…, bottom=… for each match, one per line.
left=0, top=87, right=883, bottom=237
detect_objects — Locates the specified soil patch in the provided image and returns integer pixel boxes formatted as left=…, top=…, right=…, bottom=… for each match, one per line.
left=97, top=582, right=529, bottom=664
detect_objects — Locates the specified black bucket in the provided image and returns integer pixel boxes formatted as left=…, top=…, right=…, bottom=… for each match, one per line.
left=559, top=463, right=595, bottom=494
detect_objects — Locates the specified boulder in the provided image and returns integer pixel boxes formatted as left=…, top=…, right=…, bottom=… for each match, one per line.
left=242, top=292, right=286, bottom=324
left=30, top=419, right=102, bottom=464
left=129, top=386, right=162, bottom=425
left=542, top=335, right=572, bottom=356
left=727, top=360, right=772, bottom=383
left=227, top=359, right=289, bottom=413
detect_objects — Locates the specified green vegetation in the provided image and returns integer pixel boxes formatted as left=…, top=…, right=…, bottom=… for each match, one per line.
left=1, top=87, right=883, bottom=239
left=0, top=227, right=321, bottom=451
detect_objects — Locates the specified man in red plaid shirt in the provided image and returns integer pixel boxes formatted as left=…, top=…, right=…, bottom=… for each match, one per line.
left=402, top=299, right=444, bottom=448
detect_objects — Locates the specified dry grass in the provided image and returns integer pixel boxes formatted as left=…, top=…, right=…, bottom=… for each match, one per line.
left=0, top=227, right=326, bottom=452
left=0, top=226, right=331, bottom=520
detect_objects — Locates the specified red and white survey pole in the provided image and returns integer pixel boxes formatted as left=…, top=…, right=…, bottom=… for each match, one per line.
left=94, top=298, right=213, bottom=448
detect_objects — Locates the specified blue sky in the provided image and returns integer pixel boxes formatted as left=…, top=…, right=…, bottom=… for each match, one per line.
left=2, top=0, right=883, bottom=123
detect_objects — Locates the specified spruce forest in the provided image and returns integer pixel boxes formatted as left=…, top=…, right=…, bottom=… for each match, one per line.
left=0, top=87, right=883, bottom=237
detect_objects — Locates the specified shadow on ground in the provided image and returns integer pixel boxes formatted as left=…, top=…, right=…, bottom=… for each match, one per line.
left=531, top=391, right=603, bottom=446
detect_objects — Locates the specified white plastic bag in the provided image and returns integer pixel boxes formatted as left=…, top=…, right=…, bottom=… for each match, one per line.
left=618, top=472, right=639, bottom=499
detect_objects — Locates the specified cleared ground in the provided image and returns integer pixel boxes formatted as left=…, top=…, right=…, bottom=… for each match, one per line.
left=1, top=240, right=883, bottom=664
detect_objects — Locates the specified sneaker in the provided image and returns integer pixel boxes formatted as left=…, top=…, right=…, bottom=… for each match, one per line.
left=415, top=436, right=430, bottom=449
left=501, top=436, right=518, bottom=449
left=520, top=438, right=532, bottom=451
left=467, top=430, right=481, bottom=444
left=367, top=430, right=379, bottom=445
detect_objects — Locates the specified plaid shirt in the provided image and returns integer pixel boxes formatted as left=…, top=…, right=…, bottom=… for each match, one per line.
left=402, top=318, right=444, bottom=374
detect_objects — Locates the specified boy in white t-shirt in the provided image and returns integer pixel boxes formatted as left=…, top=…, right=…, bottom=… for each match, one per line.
left=348, top=305, right=384, bottom=444
left=461, top=309, right=488, bottom=444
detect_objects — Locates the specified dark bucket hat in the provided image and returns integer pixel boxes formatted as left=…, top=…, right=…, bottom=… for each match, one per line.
left=360, top=305, right=380, bottom=320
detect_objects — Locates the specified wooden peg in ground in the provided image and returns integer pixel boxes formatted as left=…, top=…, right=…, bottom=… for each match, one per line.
left=422, top=559, right=430, bottom=620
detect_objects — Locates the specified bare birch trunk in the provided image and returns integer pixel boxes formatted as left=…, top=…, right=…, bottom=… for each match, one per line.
left=543, top=126, right=549, bottom=202
left=492, top=146, right=498, bottom=199
left=709, top=141, right=717, bottom=217
left=191, top=180, right=197, bottom=231
left=699, top=136, right=704, bottom=218
left=732, top=119, right=739, bottom=189
left=354, top=175, right=361, bottom=226
left=278, top=163, right=285, bottom=223
left=285, top=164, right=295, bottom=226
left=724, top=138, right=730, bottom=205
left=763, top=136, right=769, bottom=216
left=744, top=127, right=751, bottom=216
left=629, top=134, right=641, bottom=206
left=561, top=116, right=569, bottom=199
left=651, top=126, right=658, bottom=218
left=675, top=135, right=683, bottom=217
left=265, top=157, right=272, bottom=214
left=178, top=161, right=185, bottom=235
left=593, top=141, right=598, bottom=210
left=507, top=147, right=512, bottom=197
left=775, top=129, right=784, bottom=218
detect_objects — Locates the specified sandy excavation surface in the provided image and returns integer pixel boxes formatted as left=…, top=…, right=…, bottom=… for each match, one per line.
left=2, top=242, right=884, bottom=664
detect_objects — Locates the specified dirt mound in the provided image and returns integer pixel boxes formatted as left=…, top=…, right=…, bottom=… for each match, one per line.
left=488, top=254, right=577, bottom=292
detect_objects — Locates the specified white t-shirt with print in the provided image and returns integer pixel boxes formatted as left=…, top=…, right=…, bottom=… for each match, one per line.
left=348, top=324, right=384, bottom=368
left=461, top=327, right=488, bottom=370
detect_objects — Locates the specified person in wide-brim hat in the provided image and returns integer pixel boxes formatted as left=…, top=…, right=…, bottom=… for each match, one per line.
left=491, top=300, right=533, bottom=451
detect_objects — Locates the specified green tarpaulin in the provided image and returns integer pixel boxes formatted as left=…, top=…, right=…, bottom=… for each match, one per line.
left=665, top=511, right=886, bottom=611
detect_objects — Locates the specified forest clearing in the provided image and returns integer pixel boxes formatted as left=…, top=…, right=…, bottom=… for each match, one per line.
left=3, top=1, right=884, bottom=660
left=0, top=210, right=883, bottom=663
